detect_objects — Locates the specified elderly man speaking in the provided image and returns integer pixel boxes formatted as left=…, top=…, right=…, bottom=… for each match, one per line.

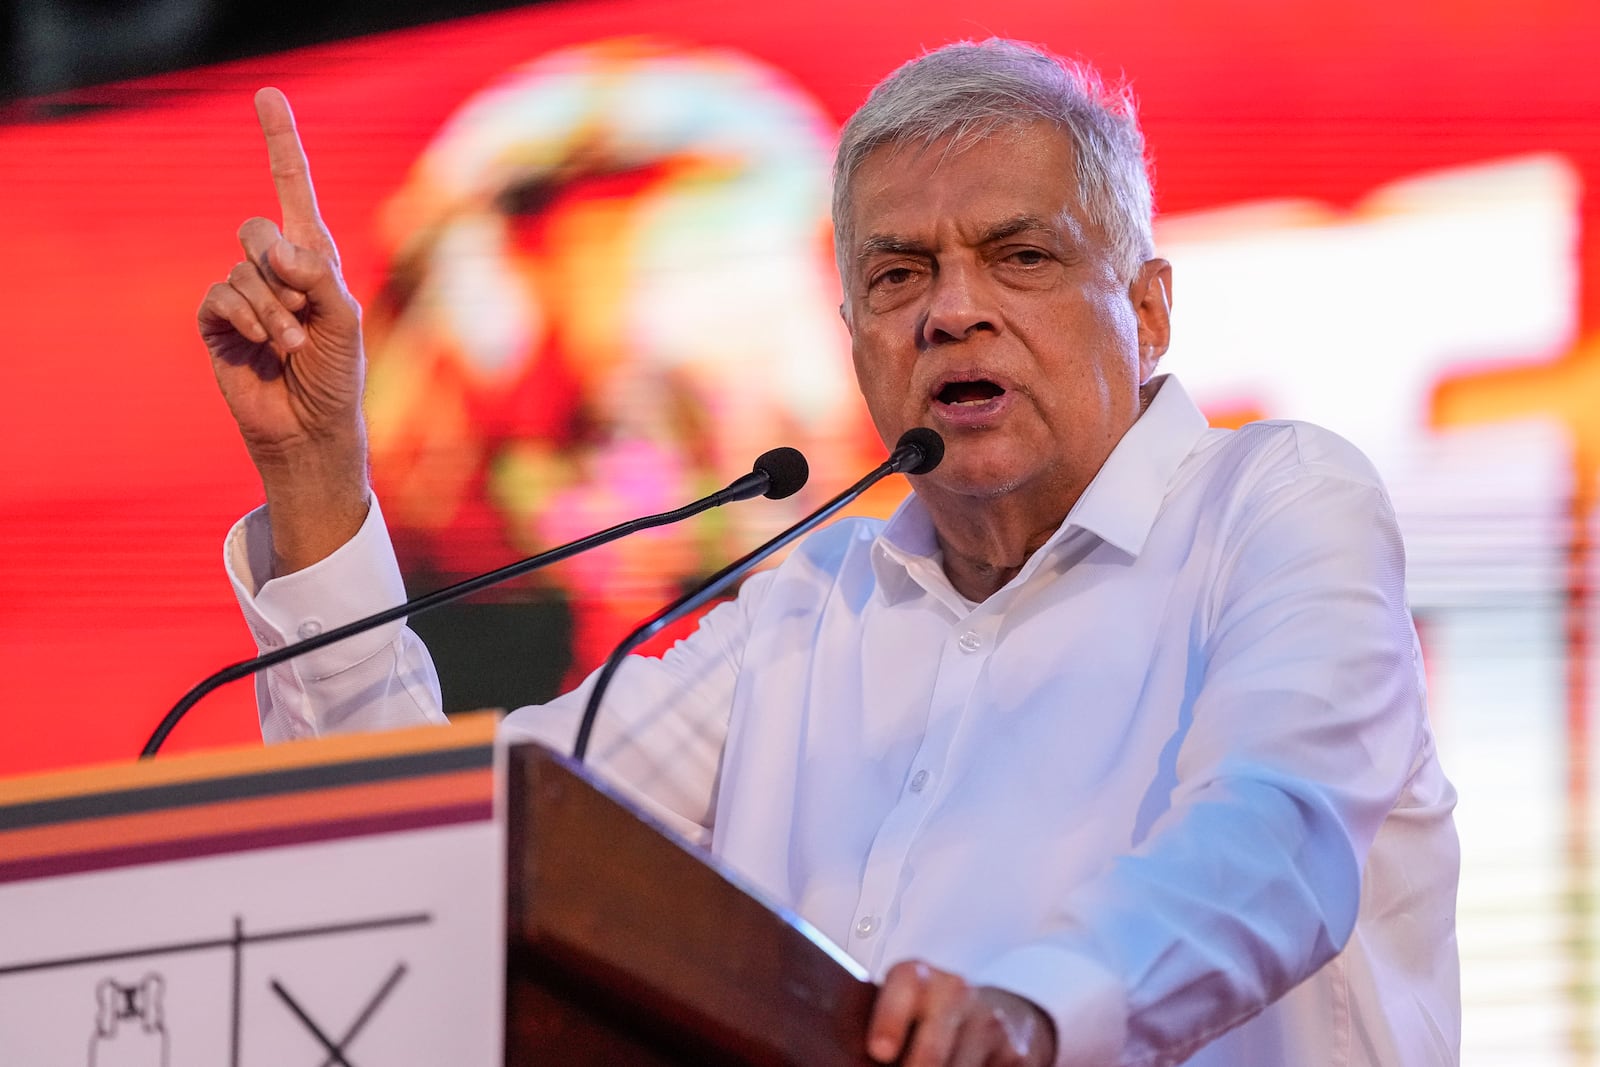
left=200, top=38, right=1459, bottom=1067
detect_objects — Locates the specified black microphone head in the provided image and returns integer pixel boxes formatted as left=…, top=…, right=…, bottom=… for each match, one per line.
left=754, top=446, right=809, bottom=499
left=894, top=427, right=945, bottom=476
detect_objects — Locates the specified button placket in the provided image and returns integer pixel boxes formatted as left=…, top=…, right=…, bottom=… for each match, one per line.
left=853, top=627, right=986, bottom=961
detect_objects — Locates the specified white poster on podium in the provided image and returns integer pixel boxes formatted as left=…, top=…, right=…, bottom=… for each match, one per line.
left=0, top=719, right=505, bottom=1067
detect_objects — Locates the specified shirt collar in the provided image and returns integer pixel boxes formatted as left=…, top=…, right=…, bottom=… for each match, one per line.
left=1066, top=373, right=1209, bottom=557
left=869, top=374, right=1210, bottom=600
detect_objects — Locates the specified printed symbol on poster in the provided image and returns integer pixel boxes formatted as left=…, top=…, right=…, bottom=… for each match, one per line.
left=88, top=973, right=169, bottom=1067
left=1, top=912, right=430, bottom=1066
left=270, top=961, right=407, bottom=1067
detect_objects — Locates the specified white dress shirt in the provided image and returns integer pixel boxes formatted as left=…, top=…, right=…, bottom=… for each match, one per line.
left=229, top=375, right=1459, bottom=1067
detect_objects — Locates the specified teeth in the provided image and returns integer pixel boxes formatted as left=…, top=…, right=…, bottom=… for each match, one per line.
left=937, top=380, right=1004, bottom=405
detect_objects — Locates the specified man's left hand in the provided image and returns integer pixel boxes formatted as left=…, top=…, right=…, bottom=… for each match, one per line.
left=866, top=960, right=1057, bottom=1066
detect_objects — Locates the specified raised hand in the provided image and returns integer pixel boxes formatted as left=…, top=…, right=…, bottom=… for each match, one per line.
left=867, top=961, right=1057, bottom=1067
left=199, top=88, right=370, bottom=573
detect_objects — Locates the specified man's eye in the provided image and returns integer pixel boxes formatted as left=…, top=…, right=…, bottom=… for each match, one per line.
left=872, top=267, right=915, bottom=288
left=1009, top=249, right=1049, bottom=266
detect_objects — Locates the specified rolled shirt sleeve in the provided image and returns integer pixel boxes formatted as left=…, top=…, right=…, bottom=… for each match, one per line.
left=226, top=496, right=448, bottom=742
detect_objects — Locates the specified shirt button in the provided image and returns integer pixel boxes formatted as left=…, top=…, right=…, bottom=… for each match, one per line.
left=958, top=631, right=982, bottom=653
left=854, top=915, right=879, bottom=938
left=297, top=619, right=324, bottom=640
left=909, top=770, right=929, bottom=793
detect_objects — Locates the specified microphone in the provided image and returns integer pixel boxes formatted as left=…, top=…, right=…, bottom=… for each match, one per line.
left=140, top=447, right=810, bottom=757
left=572, top=427, right=945, bottom=762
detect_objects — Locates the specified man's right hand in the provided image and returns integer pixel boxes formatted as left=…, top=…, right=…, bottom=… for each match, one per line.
left=198, top=88, right=370, bottom=575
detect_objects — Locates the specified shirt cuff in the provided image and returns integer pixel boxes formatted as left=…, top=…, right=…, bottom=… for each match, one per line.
left=972, top=943, right=1128, bottom=1067
left=224, top=495, right=411, bottom=681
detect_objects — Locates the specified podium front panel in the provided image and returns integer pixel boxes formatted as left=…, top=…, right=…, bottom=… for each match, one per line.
left=0, top=718, right=505, bottom=1067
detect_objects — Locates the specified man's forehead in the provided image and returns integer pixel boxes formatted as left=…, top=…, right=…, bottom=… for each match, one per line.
left=844, top=122, right=1082, bottom=228
left=852, top=120, right=1070, bottom=187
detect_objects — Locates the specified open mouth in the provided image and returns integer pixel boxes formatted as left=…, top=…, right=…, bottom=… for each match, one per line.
left=935, top=379, right=1006, bottom=405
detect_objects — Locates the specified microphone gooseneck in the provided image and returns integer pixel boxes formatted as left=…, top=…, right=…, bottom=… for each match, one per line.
left=572, top=427, right=946, bottom=763
left=140, top=447, right=811, bottom=758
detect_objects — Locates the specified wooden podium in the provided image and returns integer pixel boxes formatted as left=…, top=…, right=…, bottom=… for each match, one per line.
left=505, top=744, right=880, bottom=1066
left=0, top=721, right=880, bottom=1066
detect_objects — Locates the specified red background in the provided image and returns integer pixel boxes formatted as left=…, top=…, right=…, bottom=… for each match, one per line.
left=2, top=0, right=1598, bottom=774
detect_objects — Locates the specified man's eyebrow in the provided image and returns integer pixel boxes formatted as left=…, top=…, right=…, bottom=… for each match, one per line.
left=855, top=234, right=926, bottom=262
left=854, top=215, right=1063, bottom=262
left=979, top=215, right=1056, bottom=243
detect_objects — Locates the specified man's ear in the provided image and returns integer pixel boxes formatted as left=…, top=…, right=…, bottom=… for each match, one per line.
left=1131, top=258, right=1172, bottom=380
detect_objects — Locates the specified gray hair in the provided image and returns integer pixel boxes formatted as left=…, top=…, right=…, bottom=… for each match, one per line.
left=832, top=39, right=1155, bottom=283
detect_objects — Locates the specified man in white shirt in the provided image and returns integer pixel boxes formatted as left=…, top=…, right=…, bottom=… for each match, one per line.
left=202, top=38, right=1459, bottom=1067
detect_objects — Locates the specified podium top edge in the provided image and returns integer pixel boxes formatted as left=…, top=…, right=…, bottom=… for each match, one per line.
left=0, top=712, right=501, bottom=806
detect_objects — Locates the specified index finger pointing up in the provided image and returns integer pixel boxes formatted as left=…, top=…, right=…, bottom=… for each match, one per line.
left=254, top=87, right=328, bottom=243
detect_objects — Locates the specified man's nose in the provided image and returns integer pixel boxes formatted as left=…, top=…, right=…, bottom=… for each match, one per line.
left=920, top=264, right=996, bottom=347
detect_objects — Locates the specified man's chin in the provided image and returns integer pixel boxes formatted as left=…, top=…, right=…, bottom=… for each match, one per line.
left=912, top=456, right=1034, bottom=502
